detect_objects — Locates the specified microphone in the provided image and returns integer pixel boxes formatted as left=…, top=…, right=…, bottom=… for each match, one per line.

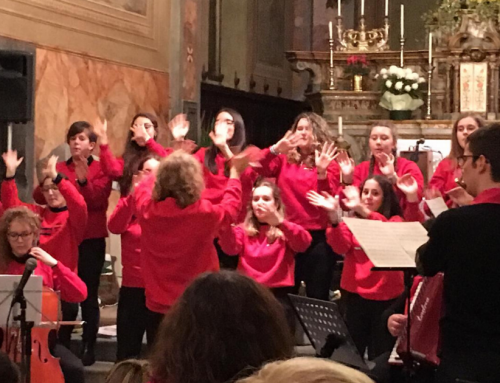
left=416, top=138, right=425, bottom=145
left=11, top=258, right=37, bottom=306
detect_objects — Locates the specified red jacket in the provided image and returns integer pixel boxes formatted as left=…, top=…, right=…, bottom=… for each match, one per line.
left=2, top=177, right=87, bottom=272
left=99, top=139, right=172, bottom=180
left=193, top=147, right=257, bottom=223
left=428, top=157, right=461, bottom=208
left=4, top=260, right=87, bottom=303
left=33, top=157, right=111, bottom=239
left=326, top=212, right=405, bottom=301
left=257, top=148, right=340, bottom=230
left=350, top=157, right=424, bottom=212
left=108, top=194, right=143, bottom=288
left=135, top=176, right=242, bottom=314
left=218, top=220, right=312, bottom=288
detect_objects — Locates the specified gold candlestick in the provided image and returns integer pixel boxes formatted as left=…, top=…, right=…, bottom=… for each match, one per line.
left=425, top=62, right=434, bottom=120
left=329, top=36, right=335, bottom=90
left=400, top=37, right=405, bottom=67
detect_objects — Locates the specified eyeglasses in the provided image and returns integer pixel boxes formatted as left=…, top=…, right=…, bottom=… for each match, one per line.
left=42, top=185, right=59, bottom=193
left=457, top=155, right=478, bottom=167
left=7, top=232, right=33, bottom=241
left=215, top=118, right=234, bottom=126
left=133, top=123, right=155, bottom=130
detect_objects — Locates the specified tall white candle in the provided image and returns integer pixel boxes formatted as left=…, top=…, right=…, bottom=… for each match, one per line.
left=338, top=116, right=343, bottom=136
left=329, top=21, right=333, bottom=40
left=428, top=32, right=433, bottom=64
left=400, top=4, right=404, bottom=38
left=385, top=0, right=389, bottom=16
left=7, top=123, right=12, bottom=151
left=361, top=0, right=365, bottom=16
left=338, top=0, right=341, bottom=16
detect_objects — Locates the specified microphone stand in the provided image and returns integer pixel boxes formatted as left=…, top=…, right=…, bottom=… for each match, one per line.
left=12, top=293, right=34, bottom=383
left=410, top=140, right=422, bottom=163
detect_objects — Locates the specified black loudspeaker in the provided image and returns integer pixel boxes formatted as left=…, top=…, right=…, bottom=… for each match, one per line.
left=0, top=50, right=34, bottom=123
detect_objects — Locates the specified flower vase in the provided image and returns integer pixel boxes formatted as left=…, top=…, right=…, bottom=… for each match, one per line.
left=353, top=75, right=363, bottom=92
left=389, top=110, right=413, bottom=121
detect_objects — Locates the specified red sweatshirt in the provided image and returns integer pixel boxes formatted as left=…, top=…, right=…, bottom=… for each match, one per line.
left=256, top=148, right=340, bottom=230
left=326, top=212, right=405, bottom=301
left=4, top=260, right=88, bottom=303
left=218, top=220, right=312, bottom=288
left=108, top=194, right=143, bottom=288
left=428, top=157, right=461, bottom=208
left=2, top=177, right=87, bottom=272
left=33, top=157, right=111, bottom=239
left=350, top=157, right=424, bottom=212
left=193, top=147, right=257, bottom=223
left=135, top=175, right=242, bottom=314
left=99, top=139, right=172, bottom=180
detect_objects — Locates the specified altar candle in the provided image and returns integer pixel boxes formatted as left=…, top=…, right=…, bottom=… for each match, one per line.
left=338, top=116, right=343, bottom=136
left=338, top=0, right=341, bottom=16
left=329, top=21, right=333, bottom=41
left=385, top=0, right=389, bottom=16
left=428, top=32, right=433, bottom=65
left=361, top=0, right=365, bottom=16
left=400, top=4, right=404, bottom=38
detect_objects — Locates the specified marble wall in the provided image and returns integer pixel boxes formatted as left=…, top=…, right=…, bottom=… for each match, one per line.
left=35, top=48, right=170, bottom=160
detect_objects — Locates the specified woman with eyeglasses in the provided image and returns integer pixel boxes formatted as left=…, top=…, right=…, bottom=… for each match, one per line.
left=427, top=114, right=484, bottom=208
left=0, top=206, right=88, bottom=383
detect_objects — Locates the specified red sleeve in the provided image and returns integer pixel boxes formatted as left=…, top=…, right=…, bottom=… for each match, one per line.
left=428, top=158, right=451, bottom=196
left=217, top=225, right=244, bottom=256
left=280, top=220, right=312, bottom=253
left=51, top=262, right=88, bottom=303
left=145, top=138, right=173, bottom=158
left=77, top=166, right=112, bottom=210
left=32, top=184, right=45, bottom=205
left=1, top=179, right=43, bottom=214
left=57, top=179, right=88, bottom=245
left=367, top=211, right=389, bottom=222
left=99, top=144, right=124, bottom=180
left=318, top=161, right=341, bottom=195
left=212, top=178, right=242, bottom=227
left=192, top=147, right=206, bottom=163
left=255, top=148, right=283, bottom=178
left=108, top=195, right=135, bottom=234
left=403, top=201, right=424, bottom=223
left=134, top=174, right=155, bottom=218
left=353, top=161, right=369, bottom=188
left=326, top=223, right=354, bottom=255
left=398, top=158, right=424, bottom=202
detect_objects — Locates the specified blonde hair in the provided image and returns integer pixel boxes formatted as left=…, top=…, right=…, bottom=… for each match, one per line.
left=152, top=151, right=204, bottom=208
left=105, top=359, right=150, bottom=383
left=236, top=357, right=375, bottom=383
left=0, top=207, right=41, bottom=272
left=288, top=112, right=334, bottom=168
left=244, top=180, right=285, bottom=244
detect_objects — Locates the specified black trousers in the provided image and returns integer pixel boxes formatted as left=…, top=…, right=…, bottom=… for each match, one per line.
left=214, top=238, right=239, bottom=270
left=58, top=301, right=79, bottom=349
left=145, top=309, right=165, bottom=349
left=116, top=286, right=148, bottom=361
left=270, top=286, right=296, bottom=335
left=79, top=238, right=106, bottom=346
left=435, top=347, right=500, bottom=383
left=51, top=343, right=85, bottom=383
left=343, top=292, right=397, bottom=361
left=294, top=230, right=337, bottom=301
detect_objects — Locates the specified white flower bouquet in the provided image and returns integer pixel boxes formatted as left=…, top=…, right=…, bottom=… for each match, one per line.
left=378, top=66, right=425, bottom=111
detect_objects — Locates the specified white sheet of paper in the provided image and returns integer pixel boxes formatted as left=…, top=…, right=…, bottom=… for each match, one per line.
left=425, top=197, right=448, bottom=217
left=384, top=221, right=429, bottom=259
left=342, top=218, right=417, bottom=268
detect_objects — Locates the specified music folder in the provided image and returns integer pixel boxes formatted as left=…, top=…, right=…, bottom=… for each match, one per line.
left=0, top=275, right=43, bottom=326
left=342, top=217, right=429, bottom=269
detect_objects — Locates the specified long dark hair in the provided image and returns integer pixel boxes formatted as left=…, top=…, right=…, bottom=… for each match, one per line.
left=359, top=175, right=402, bottom=219
left=204, top=108, right=246, bottom=176
left=368, top=121, right=399, bottom=177
left=150, top=271, right=294, bottom=383
left=118, top=112, right=159, bottom=196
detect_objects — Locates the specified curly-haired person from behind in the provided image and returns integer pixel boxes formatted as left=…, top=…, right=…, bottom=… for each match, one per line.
left=149, top=271, right=294, bottom=383
left=105, top=359, right=151, bottom=383
left=236, top=357, right=374, bottom=383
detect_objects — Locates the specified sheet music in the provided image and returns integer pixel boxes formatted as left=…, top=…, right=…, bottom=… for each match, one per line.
left=342, top=218, right=416, bottom=268
left=384, top=222, right=429, bottom=259
left=425, top=197, right=448, bottom=217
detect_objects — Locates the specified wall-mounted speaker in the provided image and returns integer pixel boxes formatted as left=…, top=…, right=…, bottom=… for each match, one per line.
left=0, top=50, right=34, bottom=123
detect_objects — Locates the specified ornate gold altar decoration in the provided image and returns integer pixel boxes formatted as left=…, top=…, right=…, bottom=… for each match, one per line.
left=336, top=15, right=390, bottom=52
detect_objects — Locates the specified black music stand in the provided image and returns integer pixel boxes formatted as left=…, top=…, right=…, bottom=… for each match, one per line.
left=288, top=294, right=371, bottom=375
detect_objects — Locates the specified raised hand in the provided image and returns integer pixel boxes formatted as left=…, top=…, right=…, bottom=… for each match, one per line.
left=130, top=171, right=144, bottom=195
left=130, top=124, right=151, bottom=147
left=172, top=139, right=197, bottom=154
left=2, top=150, right=24, bottom=178
left=424, top=187, right=442, bottom=201
left=307, top=191, right=338, bottom=212
left=209, top=121, right=228, bottom=149
left=336, top=150, right=355, bottom=181
left=446, top=187, right=474, bottom=207
left=262, top=206, right=284, bottom=227
left=274, top=131, right=300, bottom=155
left=73, top=155, right=89, bottom=183
left=315, top=142, right=338, bottom=177
left=396, top=173, right=419, bottom=202
left=230, top=145, right=261, bottom=176
left=93, top=118, right=108, bottom=145
left=42, top=155, right=59, bottom=180
left=342, top=185, right=361, bottom=211
left=375, top=152, right=396, bottom=181
left=168, top=114, right=190, bottom=141
left=387, top=314, right=407, bottom=337
left=29, top=247, right=58, bottom=267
